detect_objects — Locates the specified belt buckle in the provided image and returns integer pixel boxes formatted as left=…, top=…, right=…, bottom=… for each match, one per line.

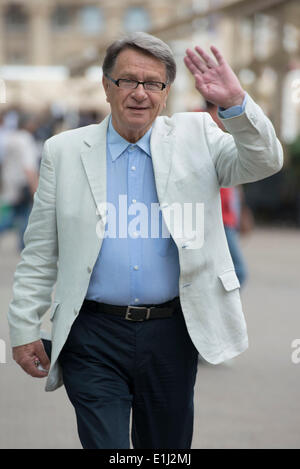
left=125, top=305, right=152, bottom=321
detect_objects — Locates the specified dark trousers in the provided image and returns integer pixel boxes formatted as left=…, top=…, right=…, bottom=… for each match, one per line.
left=59, top=300, right=199, bottom=449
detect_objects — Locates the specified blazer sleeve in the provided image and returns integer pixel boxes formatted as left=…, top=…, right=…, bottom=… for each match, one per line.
left=7, top=139, right=58, bottom=347
left=203, top=94, right=284, bottom=187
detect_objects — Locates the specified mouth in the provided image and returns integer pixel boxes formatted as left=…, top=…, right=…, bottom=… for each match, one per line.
left=127, top=106, right=148, bottom=111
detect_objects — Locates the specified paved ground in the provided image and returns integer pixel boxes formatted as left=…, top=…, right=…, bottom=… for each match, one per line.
left=0, top=227, right=300, bottom=449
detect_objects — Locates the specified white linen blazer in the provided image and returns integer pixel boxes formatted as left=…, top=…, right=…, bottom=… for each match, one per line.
left=7, top=95, right=283, bottom=391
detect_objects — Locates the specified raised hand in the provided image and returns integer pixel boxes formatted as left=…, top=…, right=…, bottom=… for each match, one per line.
left=184, top=45, right=245, bottom=109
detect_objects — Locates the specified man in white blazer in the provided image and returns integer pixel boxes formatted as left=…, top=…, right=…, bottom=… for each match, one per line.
left=8, top=32, right=283, bottom=449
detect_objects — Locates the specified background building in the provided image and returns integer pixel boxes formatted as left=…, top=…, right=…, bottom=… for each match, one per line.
left=0, top=0, right=299, bottom=135
left=0, top=0, right=300, bottom=221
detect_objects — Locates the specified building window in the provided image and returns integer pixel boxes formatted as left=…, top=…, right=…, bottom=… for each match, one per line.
left=79, top=6, right=104, bottom=35
left=123, top=7, right=151, bottom=33
left=6, top=48, right=28, bottom=65
left=51, top=5, right=74, bottom=31
left=5, top=4, right=28, bottom=32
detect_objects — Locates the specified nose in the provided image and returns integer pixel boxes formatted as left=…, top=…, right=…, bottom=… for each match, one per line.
left=131, top=83, right=147, bottom=100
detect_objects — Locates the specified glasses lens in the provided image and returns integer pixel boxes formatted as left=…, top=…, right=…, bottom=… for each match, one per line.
left=144, top=82, right=163, bottom=91
left=118, top=79, right=137, bottom=89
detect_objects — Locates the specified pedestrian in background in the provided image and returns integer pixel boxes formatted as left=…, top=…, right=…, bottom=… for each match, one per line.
left=0, top=113, right=40, bottom=251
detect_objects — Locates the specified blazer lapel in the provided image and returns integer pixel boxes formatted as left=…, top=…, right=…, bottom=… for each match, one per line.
left=80, top=115, right=110, bottom=223
left=80, top=114, right=175, bottom=220
left=150, top=117, right=175, bottom=204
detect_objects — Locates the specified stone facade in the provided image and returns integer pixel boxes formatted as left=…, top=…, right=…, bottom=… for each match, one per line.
left=0, top=0, right=195, bottom=66
left=0, top=0, right=299, bottom=140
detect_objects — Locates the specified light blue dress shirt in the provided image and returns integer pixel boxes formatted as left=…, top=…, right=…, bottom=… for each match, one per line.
left=86, top=95, right=247, bottom=306
left=85, top=117, right=180, bottom=306
left=218, top=93, right=247, bottom=119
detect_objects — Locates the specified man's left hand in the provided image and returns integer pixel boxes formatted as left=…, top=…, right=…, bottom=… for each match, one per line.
left=184, top=45, right=245, bottom=109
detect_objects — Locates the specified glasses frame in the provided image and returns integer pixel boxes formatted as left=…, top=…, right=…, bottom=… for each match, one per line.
left=104, top=73, right=168, bottom=91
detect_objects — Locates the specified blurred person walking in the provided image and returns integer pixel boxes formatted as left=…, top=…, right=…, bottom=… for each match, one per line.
left=7, top=33, right=283, bottom=449
left=0, top=112, right=14, bottom=187
left=220, top=186, right=248, bottom=286
left=0, top=113, right=39, bottom=251
left=0, top=112, right=12, bottom=166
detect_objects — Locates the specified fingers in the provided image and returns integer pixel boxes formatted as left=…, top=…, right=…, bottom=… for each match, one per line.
left=185, top=48, right=207, bottom=74
left=210, top=45, right=225, bottom=66
left=184, top=45, right=225, bottom=75
left=18, top=356, right=49, bottom=378
left=194, top=73, right=205, bottom=91
left=184, top=56, right=203, bottom=77
left=34, top=340, right=50, bottom=371
left=184, top=56, right=207, bottom=96
left=195, top=46, right=216, bottom=68
left=13, top=340, right=50, bottom=379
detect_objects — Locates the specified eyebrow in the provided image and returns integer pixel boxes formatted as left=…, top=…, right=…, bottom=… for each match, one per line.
left=119, top=73, right=164, bottom=82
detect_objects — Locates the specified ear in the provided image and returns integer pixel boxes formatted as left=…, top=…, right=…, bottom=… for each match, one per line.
left=102, top=75, right=110, bottom=103
left=163, top=85, right=171, bottom=108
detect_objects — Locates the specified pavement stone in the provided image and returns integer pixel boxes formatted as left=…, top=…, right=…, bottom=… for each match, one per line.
left=0, top=228, right=299, bottom=449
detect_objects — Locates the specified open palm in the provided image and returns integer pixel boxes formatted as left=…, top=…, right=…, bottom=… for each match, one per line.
left=184, top=45, right=245, bottom=109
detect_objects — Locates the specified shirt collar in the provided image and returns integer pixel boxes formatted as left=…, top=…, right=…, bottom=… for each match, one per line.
left=107, top=116, right=152, bottom=162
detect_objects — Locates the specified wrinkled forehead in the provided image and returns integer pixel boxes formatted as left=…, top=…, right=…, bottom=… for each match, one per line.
left=113, top=47, right=167, bottom=80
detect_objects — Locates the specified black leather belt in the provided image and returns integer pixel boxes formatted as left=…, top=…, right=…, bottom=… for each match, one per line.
left=83, top=296, right=180, bottom=321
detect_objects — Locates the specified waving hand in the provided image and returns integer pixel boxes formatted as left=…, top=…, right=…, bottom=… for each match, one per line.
left=184, top=46, right=245, bottom=109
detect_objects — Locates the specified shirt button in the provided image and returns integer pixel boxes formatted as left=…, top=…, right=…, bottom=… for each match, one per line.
left=128, top=145, right=135, bottom=152
left=87, top=266, right=92, bottom=273
left=133, top=265, right=139, bottom=270
left=131, top=166, right=136, bottom=171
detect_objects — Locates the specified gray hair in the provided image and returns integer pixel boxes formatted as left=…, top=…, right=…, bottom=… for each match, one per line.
left=102, top=32, right=176, bottom=84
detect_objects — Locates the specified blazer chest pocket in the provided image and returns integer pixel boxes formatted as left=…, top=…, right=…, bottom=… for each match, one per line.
left=218, top=270, right=240, bottom=291
left=49, top=302, right=60, bottom=322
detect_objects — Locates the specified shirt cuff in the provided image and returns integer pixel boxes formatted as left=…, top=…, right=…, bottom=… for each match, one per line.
left=218, top=93, right=248, bottom=119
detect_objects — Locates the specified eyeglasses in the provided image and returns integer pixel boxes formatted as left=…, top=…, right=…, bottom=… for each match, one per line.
left=104, top=73, right=168, bottom=92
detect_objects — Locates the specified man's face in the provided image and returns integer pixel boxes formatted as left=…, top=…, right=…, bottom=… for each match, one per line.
left=102, top=47, right=171, bottom=142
